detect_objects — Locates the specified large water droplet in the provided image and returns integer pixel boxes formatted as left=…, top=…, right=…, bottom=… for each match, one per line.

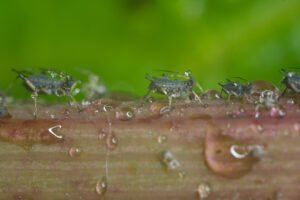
left=95, top=176, right=107, bottom=196
left=197, top=183, right=211, bottom=199
left=115, top=107, right=135, bottom=121
left=204, top=125, right=259, bottom=178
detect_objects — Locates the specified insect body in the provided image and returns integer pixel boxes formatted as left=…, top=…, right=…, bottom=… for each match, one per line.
left=144, top=70, right=203, bottom=110
left=218, top=78, right=252, bottom=101
left=11, top=68, right=81, bottom=118
left=280, top=69, right=300, bottom=94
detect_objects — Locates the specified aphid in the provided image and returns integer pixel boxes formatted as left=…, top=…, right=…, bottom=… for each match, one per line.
left=11, top=68, right=81, bottom=118
left=144, top=70, right=203, bottom=110
left=280, top=69, right=300, bottom=94
left=218, top=78, right=252, bottom=101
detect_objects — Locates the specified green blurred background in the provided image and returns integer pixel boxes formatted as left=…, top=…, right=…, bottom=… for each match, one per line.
left=0, top=0, right=300, bottom=99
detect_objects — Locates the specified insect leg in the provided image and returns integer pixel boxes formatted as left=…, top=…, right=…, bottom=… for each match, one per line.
left=168, top=96, right=173, bottom=110
left=192, top=91, right=202, bottom=104
left=32, top=91, right=38, bottom=118
left=68, top=94, right=82, bottom=111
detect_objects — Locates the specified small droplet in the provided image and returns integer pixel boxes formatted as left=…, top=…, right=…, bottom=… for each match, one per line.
left=106, top=133, right=118, bottom=150
left=95, top=177, right=107, bottom=196
left=115, top=107, right=135, bottom=121
left=102, top=104, right=113, bottom=112
left=270, top=107, right=286, bottom=118
left=254, top=110, right=261, bottom=119
left=69, top=147, right=81, bottom=158
left=157, top=135, right=167, bottom=144
left=98, top=129, right=107, bottom=140
left=197, top=183, right=211, bottom=199
left=251, top=123, right=264, bottom=134
left=160, top=150, right=181, bottom=171
left=287, top=99, right=295, bottom=105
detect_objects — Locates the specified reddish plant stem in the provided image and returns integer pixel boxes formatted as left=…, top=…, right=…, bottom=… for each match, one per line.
left=0, top=97, right=300, bottom=200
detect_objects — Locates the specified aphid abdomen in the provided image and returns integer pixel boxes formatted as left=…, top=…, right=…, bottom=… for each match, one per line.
left=288, top=76, right=300, bottom=92
left=26, top=74, right=62, bottom=95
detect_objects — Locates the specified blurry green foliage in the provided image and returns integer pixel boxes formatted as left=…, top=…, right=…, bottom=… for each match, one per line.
left=0, top=0, right=299, bottom=99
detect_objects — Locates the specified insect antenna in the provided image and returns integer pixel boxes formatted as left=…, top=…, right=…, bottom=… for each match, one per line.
left=280, top=69, right=288, bottom=76
left=145, top=73, right=155, bottom=81
left=231, top=77, right=249, bottom=82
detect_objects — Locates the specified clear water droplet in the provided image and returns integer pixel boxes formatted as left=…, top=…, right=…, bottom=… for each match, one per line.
left=197, top=183, right=211, bottom=199
left=106, top=133, right=118, bottom=150
left=69, top=147, right=81, bottom=158
left=160, top=150, right=181, bottom=171
left=95, top=176, right=107, bottom=196
left=98, top=129, right=107, bottom=140
left=157, top=135, right=167, bottom=144
left=270, top=107, right=286, bottom=118
left=287, top=99, right=295, bottom=105
left=115, top=107, right=135, bottom=121
left=251, top=122, right=264, bottom=134
left=102, top=104, right=113, bottom=112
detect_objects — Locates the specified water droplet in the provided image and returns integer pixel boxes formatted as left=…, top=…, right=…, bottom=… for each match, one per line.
left=197, top=183, right=211, bottom=199
left=98, top=129, right=107, bottom=140
left=69, top=147, right=81, bottom=158
left=203, top=89, right=222, bottom=100
left=48, top=125, right=63, bottom=139
left=115, top=107, right=135, bottom=121
left=251, top=122, right=264, bottom=134
left=204, top=125, right=259, bottom=178
left=106, top=133, right=118, bottom=150
left=50, top=114, right=55, bottom=119
left=95, top=176, right=107, bottom=196
left=270, top=107, right=286, bottom=118
left=160, top=150, right=181, bottom=171
left=157, top=135, right=167, bottom=143
left=287, top=99, right=295, bottom=105
left=102, top=104, right=113, bottom=112
left=254, top=110, right=261, bottom=119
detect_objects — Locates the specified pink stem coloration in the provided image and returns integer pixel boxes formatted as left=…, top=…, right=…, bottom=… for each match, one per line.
left=0, top=97, right=299, bottom=200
